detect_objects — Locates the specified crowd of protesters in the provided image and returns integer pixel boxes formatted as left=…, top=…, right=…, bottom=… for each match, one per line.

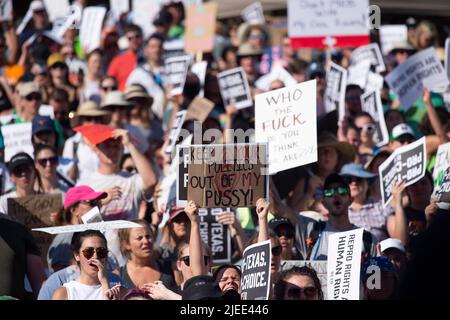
left=0, top=0, right=449, bottom=301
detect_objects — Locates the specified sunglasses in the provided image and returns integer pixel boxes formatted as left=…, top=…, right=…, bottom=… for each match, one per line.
left=37, top=156, right=58, bottom=167
left=343, top=176, right=364, bottom=184
left=181, top=256, right=210, bottom=267
left=276, top=228, right=295, bottom=239
left=78, top=199, right=101, bottom=207
left=287, top=286, right=317, bottom=299
left=51, top=63, right=67, bottom=70
left=124, top=166, right=137, bottom=173
left=323, top=187, right=349, bottom=197
left=249, top=33, right=265, bottom=40
left=80, top=116, right=102, bottom=123
left=25, top=94, right=42, bottom=101
left=360, top=123, right=376, bottom=133
left=12, top=165, right=34, bottom=176
left=272, top=246, right=282, bottom=257
left=127, top=34, right=142, bottom=41
left=101, top=85, right=118, bottom=91
left=81, top=247, right=108, bottom=260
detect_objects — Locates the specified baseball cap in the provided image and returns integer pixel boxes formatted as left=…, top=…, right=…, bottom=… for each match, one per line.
left=323, top=173, right=347, bottom=190
left=340, top=163, right=377, bottom=180
left=269, top=217, right=294, bottom=231
left=182, top=275, right=224, bottom=300
left=32, top=115, right=55, bottom=135
left=64, top=185, right=107, bottom=209
left=47, top=53, right=67, bottom=68
left=7, top=152, right=34, bottom=172
left=30, top=0, right=45, bottom=12
left=18, top=82, right=41, bottom=97
left=361, top=256, right=396, bottom=281
left=391, top=123, right=416, bottom=141
left=379, top=238, right=406, bottom=253
left=169, top=207, right=187, bottom=221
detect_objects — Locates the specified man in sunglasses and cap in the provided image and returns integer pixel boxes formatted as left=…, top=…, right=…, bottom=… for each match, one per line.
left=14, top=82, right=42, bottom=123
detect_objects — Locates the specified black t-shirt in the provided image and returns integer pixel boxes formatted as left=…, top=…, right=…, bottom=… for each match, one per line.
left=0, top=218, right=40, bottom=299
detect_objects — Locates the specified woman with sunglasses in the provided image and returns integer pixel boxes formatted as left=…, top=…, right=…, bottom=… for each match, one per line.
left=34, top=144, right=69, bottom=196
left=47, top=53, right=77, bottom=108
left=274, top=266, right=323, bottom=300
left=52, top=230, right=118, bottom=300
left=354, top=112, right=378, bottom=164
left=117, top=219, right=175, bottom=291
left=79, top=49, right=104, bottom=105
left=99, top=76, right=118, bottom=102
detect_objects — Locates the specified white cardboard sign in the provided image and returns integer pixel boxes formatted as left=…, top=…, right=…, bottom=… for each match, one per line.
left=350, top=43, right=386, bottom=73
left=255, top=65, right=298, bottom=92
left=32, top=220, right=142, bottom=234
left=241, top=2, right=265, bottom=24
left=432, top=142, right=450, bottom=196
left=109, top=0, right=129, bottom=21
left=1, top=123, right=33, bottom=162
left=361, top=90, right=389, bottom=147
left=379, top=25, right=408, bottom=55
left=325, top=62, right=347, bottom=116
left=165, top=110, right=187, bottom=155
left=43, top=0, right=70, bottom=22
left=39, top=104, right=55, bottom=119
left=0, top=0, right=12, bottom=21
left=80, top=7, right=106, bottom=54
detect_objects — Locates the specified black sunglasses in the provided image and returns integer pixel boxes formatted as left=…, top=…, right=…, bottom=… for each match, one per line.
left=287, top=286, right=317, bottom=299
left=181, top=256, right=210, bottom=267
left=343, top=176, right=364, bottom=184
left=37, top=156, right=58, bottom=167
left=12, top=165, right=34, bottom=176
left=272, top=246, right=282, bottom=257
left=81, top=247, right=108, bottom=260
left=276, top=228, right=295, bottom=239
left=101, top=85, right=118, bottom=91
left=25, top=94, right=42, bottom=101
left=78, top=199, right=101, bottom=207
left=125, top=166, right=137, bottom=173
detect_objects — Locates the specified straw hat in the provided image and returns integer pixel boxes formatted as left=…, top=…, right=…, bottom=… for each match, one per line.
left=70, top=101, right=110, bottom=127
left=101, top=90, right=133, bottom=109
left=236, top=43, right=263, bottom=58
left=124, top=84, right=154, bottom=106
left=318, top=132, right=356, bottom=165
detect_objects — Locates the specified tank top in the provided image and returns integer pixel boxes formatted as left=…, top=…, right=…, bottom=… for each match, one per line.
left=63, top=280, right=104, bottom=300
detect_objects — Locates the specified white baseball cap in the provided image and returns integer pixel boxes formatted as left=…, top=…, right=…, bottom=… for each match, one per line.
left=379, top=238, right=406, bottom=253
left=30, top=0, right=45, bottom=11
left=391, top=123, right=415, bottom=141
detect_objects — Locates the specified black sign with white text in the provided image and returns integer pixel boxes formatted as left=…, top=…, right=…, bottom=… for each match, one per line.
left=198, top=207, right=231, bottom=263
left=218, top=67, right=253, bottom=109
left=240, top=240, right=271, bottom=300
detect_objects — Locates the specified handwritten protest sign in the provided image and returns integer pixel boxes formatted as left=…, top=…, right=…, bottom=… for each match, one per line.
left=255, top=65, right=297, bottom=92
left=241, top=2, right=265, bottom=24
left=218, top=67, right=253, bottom=110
left=110, top=0, right=129, bottom=21
left=361, top=91, right=389, bottom=147
left=350, top=43, right=386, bottom=74
left=185, top=2, right=217, bottom=54
left=186, top=97, right=214, bottom=123
left=165, top=110, right=187, bottom=156
left=432, top=142, right=450, bottom=196
left=386, top=47, right=449, bottom=109
left=281, top=260, right=328, bottom=299
left=165, top=55, right=192, bottom=96
left=8, top=194, right=62, bottom=267
left=33, top=220, right=143, bottom=235
left=327, top=228, right=364, bottom=300
left=288, top=0, right=370, bottom=49
left=0, top=0, right=12, bottom=21
left=241, top=240, right=271, bottom=300
left=43, top=0, right=70, bottom=22
left=379, top=25, right=408, bottom=55
left=379, top=137, right=426, bottom=206
left=186, top=143, right=268, bottom=208
left=80, top=7, right=106, bottom=54
left=1, top=123, right=33, bottom=162
left=255, top=80, right=317, bottom=174
left=325, top=62, right=347, bottom=115
left=198, top=208, right=231, bottom=263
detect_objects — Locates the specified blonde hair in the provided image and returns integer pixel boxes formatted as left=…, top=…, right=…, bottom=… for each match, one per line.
left=118, top=219, right=154, bottom=260
left=415, top=20, right=439, bottom=50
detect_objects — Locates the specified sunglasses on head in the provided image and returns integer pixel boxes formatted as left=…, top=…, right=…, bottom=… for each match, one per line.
left=81, top=247, right=108, bottom=260
left=181, top=256, right=210, bottom=267
left=37, top=156, right=58, bottom=167
left=323, top=187, right=349, bottom=197
left=287, top=286, right=317, bottom=299
left=272, top=246, right=282, bottom=256
left=25, top=94, right=42, bottom=101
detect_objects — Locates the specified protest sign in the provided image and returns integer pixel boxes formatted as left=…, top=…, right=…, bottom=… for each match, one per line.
left=8, top=194, right=62, bottom=267
left=325, top=62, right=347, bottom=115
left=241, top=240, right=271, bottom=300
left=327, top=228, right=364, bottom=300
left=379, top=25, right=408, bottom=55
left=432, top=142, right=450, bottom=196
left=191, top=61, right=208, bottom=97
left=186, top=97, right=214, bottom=123
left=198, top=207, right=231, bottom=263
left=33, top=220, right=143, bottom=235
left=255, top=65, right=297, bottom=92
left=186, top=143, right=269, bottom=208
left=43, top=0, right=70, bottom=22
left=0, top=113, right=16, bottom=125
left=1, top=122, right=33, bottom=162
left=50, top=5, right=81, bottom=40
left=281, top=260, right=328, bottom=299
left=446, top=37, right=450, bottom=81
left=39, top=104, right=55, bottom=119
left=110, top=0, right=129, bottom=21
left=165, top=55, right=192, bottom=96
left=218, top=67, right=253, bottom=110
left=386, top=47, right=449, bottom=109
left=365, top=72, right=384, bottom=93
left=255, top=80, right=317, bottom=174
left=347, top=60, right=371, bottom=90
left=185, top=2, right=217, bottom=54
left=81, top=206, right=103, bottom=224
left=132, top=0, right=161, bottom=37
left=17, top=5, right=33, bottom=35
left=241, top=2, right=265, bottom=24
left=379, top=137, right=426, bottom=206
left=350, top=43, right=386, bottom=73
left=165, top=110, right=187, bottom=155
left=434, top=167, right=450, bottom=205
left=0, top=0, right=12, bottom=21
left=288, top=0, right=370, bottom=49
left=177, top=144, right=191, bottom=207
left=361, top=91, right=389, bottom=147
left=73, top=124, right=114, bottom=145
left=163, top=39, right=186, bottom=61
left=80, top=7, right=106, bottom=54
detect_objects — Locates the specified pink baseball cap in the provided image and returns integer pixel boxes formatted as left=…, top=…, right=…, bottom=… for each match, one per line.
left=64, top=185, right=108, bottom=209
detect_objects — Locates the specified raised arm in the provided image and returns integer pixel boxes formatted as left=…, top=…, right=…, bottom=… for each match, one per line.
left=387, top=180, right=409, bottom=246
left=256, top=198, right=270, bottom=243
left=184, top=201, right=205, bottom=276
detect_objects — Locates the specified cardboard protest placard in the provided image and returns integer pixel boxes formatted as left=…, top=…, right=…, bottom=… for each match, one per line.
left=33, top=220, right=143, bottom=235
left=80, top=7, right=106, bottom=54
left=132, top=0, right=161, bottom=37
left=240, top=240, right=271, bottom=300
left=281, top=260, right=328, bottom=299
left=191, top=61, right=208, bottom=97
left=432, top=142, right=450, bottom=196
left=73, top=124, right=114, bottom=145
left=186, top=143, right=269, bottom=208
left=1, top=122, right=33, bottom=162
left=433, top=166, right=450, bottom=205
left=255, top=80, right=317, bottom=174
left=288, top=0, right=370, bottom=49
left=386, top=47, right=450, bottom=109
left=39, top=104, right=55, bottom=119
left=198, top=207, right=231, bottom=263
left=185, top=2, right=217, bottom=54
left=186, top=97, right=214, bottom=123
left=8, top=194, right=63, bottom=267
left=43, top=0, right=70, bottom=22
left=110, top=0, right=130, bottom=21
left=241, top=2, right=265, bottom=24
left=165, top=110, right=187, bottom=155
left=80, top=206, right=103, bottom=224
left=255, top=65, right=297, bottom=92
left=347, top=60, right=371, bottom=91
left=379, top=137, right=426, bottom=206
left=327, top=228, right=364, bottom=300
left=379, top=25, right=408, bottom=55
left=0, top=0, right=12, bottom=21
left=165, top=55, right=192, bottom=96
left=325, top=62, right=347, bottom=115
left=350, top=43, right=386, bottom=74
left=365, top=72, right=384, bottom=94
left=361, top=91, right=389, bottom=147
left=50, top=5, right=81, bottom=40
left=218, top=67, right=253, bottom=110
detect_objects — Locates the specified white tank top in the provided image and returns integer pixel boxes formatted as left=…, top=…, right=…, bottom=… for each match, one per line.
left=63, top=280, right=104, bottom=300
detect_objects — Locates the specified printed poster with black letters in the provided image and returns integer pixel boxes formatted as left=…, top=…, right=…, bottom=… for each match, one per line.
left=240, top=239, right=271, bottom=300
left=218, top=67, right=253, bottom=110
left=379, top=137, right=426, bottom=206
left=361, top=90, right=389, bottom=147
left=432, top=141, right=450, bottom=196
left=198, top=208, right=231, bottom=263
left=434, top=167, right=450, bottom=204
left=165, top=55, right=192, bottom=96
left=325, top=62, right=347, bottom=116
